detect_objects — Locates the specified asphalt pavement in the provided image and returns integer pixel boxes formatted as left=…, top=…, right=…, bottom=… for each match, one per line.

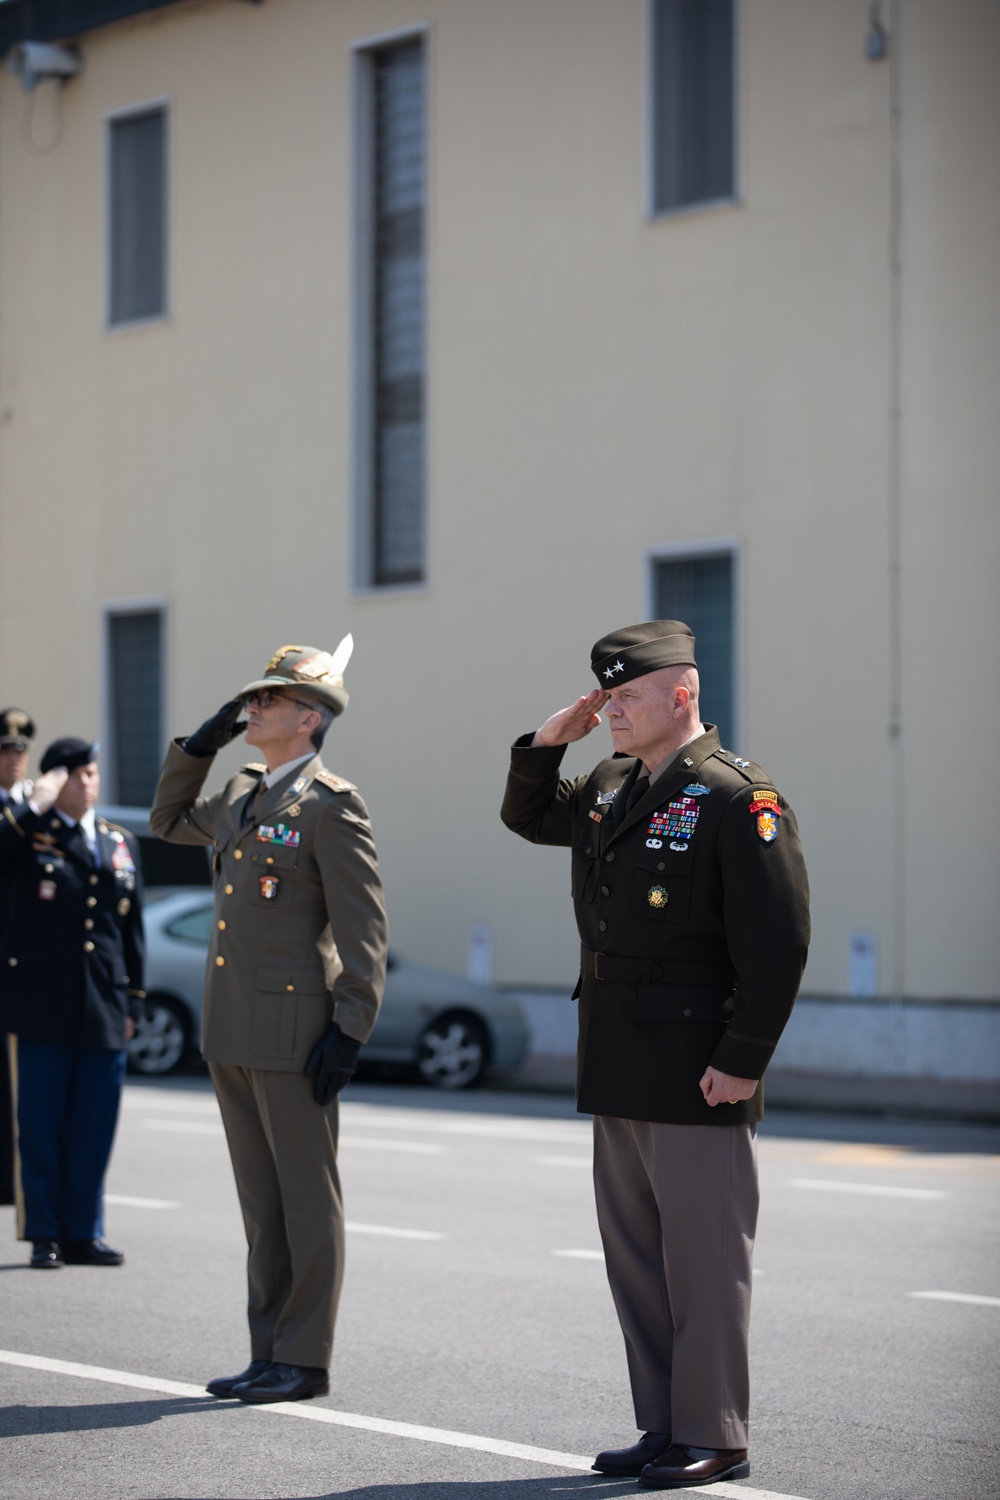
left=1, top=1079, right=998, bottom=1500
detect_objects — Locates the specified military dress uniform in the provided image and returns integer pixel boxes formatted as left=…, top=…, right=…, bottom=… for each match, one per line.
left=0, top=705, right=36, bottom=1207
left=0, top=769, right=145, bottom=1253
left=501, top=621, right=810, bottom=1486
left=150, top=645, right=387, bottom=1385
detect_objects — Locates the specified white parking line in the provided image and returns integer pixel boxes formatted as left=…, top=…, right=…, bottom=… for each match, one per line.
left=0, top=1348, right=812, bottom=1497
left=339, top=1136, right=447, bottom=1155
left=552, top=1249, right=604, bottom=1262
left=911, top=1290, right=1000, bottom=1308
left=346, top=1222, right=447, bottom=1241
left=144, top=1119, right=224, bottom=1136
left=787, top=1178, right=949, bottom=1201
left=122, top=1093, right=220, bottom=1114
left=343, top=1110, right=592, bottom=1147
left=0, top=1349, right=588, bottom=1471
left=537, top=1155, right=592, bottom=1169
left=105, top=1194, right=180, bottom=1210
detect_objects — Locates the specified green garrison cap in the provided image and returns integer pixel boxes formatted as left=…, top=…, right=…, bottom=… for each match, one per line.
left=591, top=620, right=697, bottom=687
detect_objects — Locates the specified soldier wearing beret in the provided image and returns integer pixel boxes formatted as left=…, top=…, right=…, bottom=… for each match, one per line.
left=0, top=737, right=146, bottom=1269
left=151, top=639, right=388, bottom=1405
left=0, top=707, right=36, bottom=1207
left=501, top=621, right=810, bottom=1490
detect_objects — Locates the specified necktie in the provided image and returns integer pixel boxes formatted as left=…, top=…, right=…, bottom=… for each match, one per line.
left=242, top=778, right=267, bottom=827
left=613, top=769, right=650, bottom=827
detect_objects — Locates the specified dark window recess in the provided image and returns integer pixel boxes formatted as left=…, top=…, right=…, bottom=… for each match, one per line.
left=651, top=0, right=735, bottom=213
left=109, top=108, right=167, bottom=324
left=108, top=611, right=163, bottom=806
left=371, top=41, right=425, bottom=585
left=653, top=553, right=735, bottom=751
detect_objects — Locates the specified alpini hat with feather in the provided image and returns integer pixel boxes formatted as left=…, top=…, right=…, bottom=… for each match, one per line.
left=236, top=636, right=354, bottom=717
left=591, top=620, right=697, bottom=687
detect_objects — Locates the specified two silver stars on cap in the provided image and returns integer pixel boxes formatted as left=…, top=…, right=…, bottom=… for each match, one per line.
left=603, top=660, right=625, bottom=680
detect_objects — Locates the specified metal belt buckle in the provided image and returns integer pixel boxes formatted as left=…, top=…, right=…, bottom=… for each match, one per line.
left=593, top=952, right=606, bottom=981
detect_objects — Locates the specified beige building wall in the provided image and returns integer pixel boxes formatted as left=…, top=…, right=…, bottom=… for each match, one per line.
left=0, top=0, right=996, bottom=998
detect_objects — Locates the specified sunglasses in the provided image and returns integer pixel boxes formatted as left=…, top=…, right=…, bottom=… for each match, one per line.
left=244, top=689, right=316, bottom=713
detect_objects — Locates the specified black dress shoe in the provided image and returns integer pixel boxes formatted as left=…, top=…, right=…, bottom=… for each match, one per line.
left=593, top=1431, right=672, bottom=1475
left=206, top=1359, right=272, bottom=1397
left=233, top=1362, right=329, bottom=1404
left=60, top=1238, right=125, bottom=1266
left=30, top=1240, right=63, bottom=1269
left=639, top=1443, right=750, bottom=1488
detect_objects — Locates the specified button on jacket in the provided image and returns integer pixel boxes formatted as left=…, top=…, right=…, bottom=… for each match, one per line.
left=149, top=741, right=387, bottom=1064
left=0, top=803, right=145, bottom=1049
left=501, top=725, right=810, bottom=1125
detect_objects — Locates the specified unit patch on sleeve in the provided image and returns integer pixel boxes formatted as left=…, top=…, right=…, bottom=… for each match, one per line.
left=748, top=793, right=782, bottom=842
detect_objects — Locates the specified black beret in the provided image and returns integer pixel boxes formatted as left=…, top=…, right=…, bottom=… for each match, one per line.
left=39, top=737, right=99, bottom=774
left=591, top=620, right=697, bottom=687
left=0, top=707, right=35, bottom=749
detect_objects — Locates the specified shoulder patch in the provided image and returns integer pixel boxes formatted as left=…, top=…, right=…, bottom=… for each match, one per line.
left=314, top=769, right=357, bottom=794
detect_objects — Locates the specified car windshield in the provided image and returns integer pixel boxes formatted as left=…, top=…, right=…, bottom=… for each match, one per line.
left=165, top=905, right=215, bottom=945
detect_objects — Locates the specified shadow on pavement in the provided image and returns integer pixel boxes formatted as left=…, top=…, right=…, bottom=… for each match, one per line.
left=0, top=1396, right=221, bottom=1436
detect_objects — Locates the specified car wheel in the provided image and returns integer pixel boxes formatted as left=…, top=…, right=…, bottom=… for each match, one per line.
left=416, top=1014, right=488, bottom=1090
left=127, top=995, right=191, bottom=1076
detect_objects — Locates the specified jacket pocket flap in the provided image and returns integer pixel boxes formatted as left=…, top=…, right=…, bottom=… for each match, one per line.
left=256, top=965, right=328, bottom=995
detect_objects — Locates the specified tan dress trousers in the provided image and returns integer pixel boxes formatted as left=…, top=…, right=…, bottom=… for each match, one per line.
left=593, top=1115, right=758, bottom=1450
left=210, top=1061, right=344, bottom=1369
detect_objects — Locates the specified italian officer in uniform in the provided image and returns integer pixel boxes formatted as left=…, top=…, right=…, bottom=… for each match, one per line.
left=0, top=737, right=145, bottom=1269
left=501, top=621, right=810, bottom=1489
left=151, top=639, right=388, bottom=1405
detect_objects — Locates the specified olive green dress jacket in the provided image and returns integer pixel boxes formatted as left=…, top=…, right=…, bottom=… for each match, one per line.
left=501, top=726, right=810, bottom=1126
left=151, top=741, right=387, bottom=1068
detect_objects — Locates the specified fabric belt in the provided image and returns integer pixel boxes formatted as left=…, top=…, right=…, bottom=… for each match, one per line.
left=580, top=948, right=735, bottom=988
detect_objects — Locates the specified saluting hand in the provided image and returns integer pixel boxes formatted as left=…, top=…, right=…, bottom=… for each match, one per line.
left=532, top=688, right=609, bottom=748
left=30, top=766, right=69, bottom=814
left=183, top=699, right=247, bottom=758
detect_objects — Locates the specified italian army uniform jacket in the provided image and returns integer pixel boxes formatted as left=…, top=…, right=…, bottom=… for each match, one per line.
left=150, top=741, right=388, bottom=1067
left=501, top=725, right=810, bottom=1126
left=0, top=804, right=145, bottom=1051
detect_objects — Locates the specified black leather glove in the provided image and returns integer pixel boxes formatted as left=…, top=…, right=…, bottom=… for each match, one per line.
left=183, top=699, right=247, bottom=757
left=303, top=1020, right=362, bottom=1106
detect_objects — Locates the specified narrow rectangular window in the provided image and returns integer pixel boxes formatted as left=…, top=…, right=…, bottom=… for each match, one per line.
left=107, top=610, right=163, bottom=806
left=361, top=38, right=426, bottom=586
left=653, top=552, right=736, bottom=750
left=109, top=107, right=167, bottom=325
left=650, top=0, right=735, bottom=215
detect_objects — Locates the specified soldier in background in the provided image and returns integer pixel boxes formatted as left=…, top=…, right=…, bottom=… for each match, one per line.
left=0, top=707, right=36, bottom=1206
left=151, top=641, right=388, bottom=1406
left=0, top=738, right=145, bottom=1268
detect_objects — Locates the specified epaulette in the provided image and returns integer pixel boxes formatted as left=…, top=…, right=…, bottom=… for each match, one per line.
left=240, top=762, right=267, bottom=775
left=314, top=769, right=356, bottom=794
left=99, top=819, right=132, bottom=837
left=709, top=748, right=773, bottom=786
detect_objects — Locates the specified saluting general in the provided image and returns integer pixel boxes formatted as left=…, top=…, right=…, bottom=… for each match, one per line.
left=0, top=706, right=37, bottom=1208
left=501, top=621, right=810, bottom=1490
left=150, top=640, right=388, bottom=1406
left=1, top=737, right=145, bottom=1269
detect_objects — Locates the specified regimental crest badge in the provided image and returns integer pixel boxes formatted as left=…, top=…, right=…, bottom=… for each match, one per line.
left=647, top=884, right=669, bottom=910
left=259, top=875, right=279, bottom=900
left=748, top=793, right=782, bottom=842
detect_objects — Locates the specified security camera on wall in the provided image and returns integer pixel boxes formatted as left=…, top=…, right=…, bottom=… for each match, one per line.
left=6, top=41, right=82, bottom=91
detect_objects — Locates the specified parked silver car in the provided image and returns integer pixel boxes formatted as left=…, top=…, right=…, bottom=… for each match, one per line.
left=128, top=889, right=529, bottom=1090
